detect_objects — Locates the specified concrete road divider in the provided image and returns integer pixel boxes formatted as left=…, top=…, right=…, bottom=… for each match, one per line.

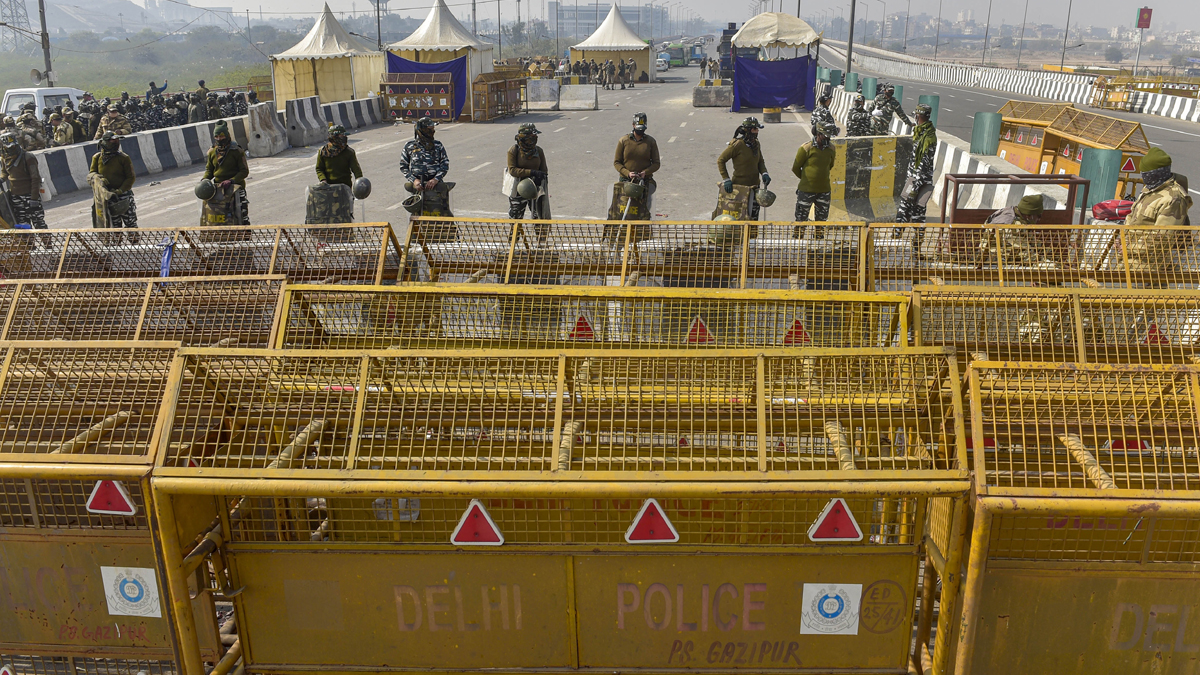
left=322, top=96, right=385, bottom=131
left=527, top=79, right=560, bottom=110
left=285, top=96, right=327, bottom=147
left=34, top=116, right=249, bottom=200
left=247, top=102, right=289, bottom=158
left=693, top=84, right=733, bottom=107
left=558, top=84, right=598, bottom=111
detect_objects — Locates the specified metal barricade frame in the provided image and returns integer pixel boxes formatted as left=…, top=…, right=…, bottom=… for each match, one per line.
left=150, top=347, right=969, bottom=675
left=277, top=284, right=910, bottom=351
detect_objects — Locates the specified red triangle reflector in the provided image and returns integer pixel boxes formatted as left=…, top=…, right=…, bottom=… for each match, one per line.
left=625, top=498, right=680, bottom=543
left=807, top=498, right=863, bottom=542
left=1144, top=322, right=1169, bottom=345
left=450, top=499, right=504, bottom=546
left=569, top=315, right=595, bottom=340
left=86, top=480, right=138, bottom=516
left=1121, top=156, right=1137, bottom=172
left=686, top=316, right=714, bottom=344
left=782, top=319, right=811, bottom=346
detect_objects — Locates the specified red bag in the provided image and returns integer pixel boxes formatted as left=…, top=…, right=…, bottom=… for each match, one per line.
left=1092, top=199, right=1133, bottom=223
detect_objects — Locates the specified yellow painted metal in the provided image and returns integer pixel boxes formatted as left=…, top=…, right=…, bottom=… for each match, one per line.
left=149, top=347, right=968, bottom=675
left=0, top=342, right=224, bottom=674
left=0, top=224, right=401, bottom=283
left=406, top=219, right=1200, bottom=290
left=913, top=285, right=1200, bottom=368
left=278, top=284, right=909, bottom=350
left=945, top=362, right=1200, bottom=675
left=0, top=276, right=283, bottom=345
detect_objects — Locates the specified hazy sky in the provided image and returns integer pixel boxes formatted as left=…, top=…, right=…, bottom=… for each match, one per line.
left=207, top=0, right=1198, bottom=32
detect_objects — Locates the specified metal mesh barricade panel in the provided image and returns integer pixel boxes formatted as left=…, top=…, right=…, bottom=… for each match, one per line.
left=0, top=344, right=176, bottom=459
left=281, top=285, right=907, bottom=350
left=3, top=281, right=146, bottom=341
left=226, top=495, right=922, bottom=547
left=970, top=363, right=1200, bottom=492
left=162, top=348, right=965, bottom=475
left=0, top=225, right=399, bottom=283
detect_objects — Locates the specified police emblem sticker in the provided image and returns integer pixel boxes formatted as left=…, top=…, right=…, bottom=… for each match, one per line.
left=800, top=583, right=862, bottom=635
left=100, top=566, right=162, bottom=618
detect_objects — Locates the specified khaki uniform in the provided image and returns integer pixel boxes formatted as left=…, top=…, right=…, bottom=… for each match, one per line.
left=984, top=206, right=1060, bottom=267
left=94, top=113, right=133, bottom=140
left=15, top=114, right=46, bottom=150
left=52, top=122, right=75, bottom=147
left=717, top=138, right=766, bottom=188
left=1125, top=178, right=1192, bottom=272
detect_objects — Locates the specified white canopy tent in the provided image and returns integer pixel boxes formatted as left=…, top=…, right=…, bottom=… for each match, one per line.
left=732, top=12, right=821, bottom=60
left=570, top=5, right=654, bottom=83
left=388, top=0, right=494, bottom=119
left=271, top=4, right=385, bottom=110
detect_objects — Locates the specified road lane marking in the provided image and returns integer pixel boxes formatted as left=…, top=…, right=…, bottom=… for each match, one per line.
left=580, top=116, right=589, bottom=120
left=944, top=108, right=953, bottom=111
left=689, top=112, right=695, bottom=116
left=680, top=122, right=687, bottom=127
left=668, top=136, right=677, bottom=143
left=554, top=127, right=566, bottom=132
left=468, top=161, right=492, bottom=172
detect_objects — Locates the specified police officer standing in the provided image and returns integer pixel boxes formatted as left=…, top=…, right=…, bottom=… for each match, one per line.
left=88, top=132, right=138, bottom=242
left=791, top=121, right=838, bottom=237
left=872, top=83, right=912, bottom=135
left=400, top=117, right=450, bottom=206
left=717, top=117, right=770, bottom=220
left=0, top=131, right=49, bottom=237
left=506, top=122, right=550, bottom=220
left=614, top=112, right=661, bottom=199
left=811, top=89, right=835, bottom=135
left=846, top=94, right=871, bottom=137
left=203, top=119, right=251, bottom=224
left=895, top=103, right=938, bottom=248
left=94, top=104, right=132, bottom=139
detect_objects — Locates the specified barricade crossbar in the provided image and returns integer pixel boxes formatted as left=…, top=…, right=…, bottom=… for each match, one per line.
left=278, top=284, right=908, bottom=350
left=402, top=218, right=1200, bottom=290
left=0, top=223, right=401, bottom=284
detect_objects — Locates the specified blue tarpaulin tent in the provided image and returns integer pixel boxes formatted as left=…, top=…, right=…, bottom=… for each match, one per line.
left=731, top=56, right=817, bottom=112
left=386, top=52, right=469, bottom=122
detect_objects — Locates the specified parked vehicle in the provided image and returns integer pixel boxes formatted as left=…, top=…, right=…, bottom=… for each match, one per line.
left=2, top=87, right=86, bottom=119
left=656, top=58, right=669, bottom=72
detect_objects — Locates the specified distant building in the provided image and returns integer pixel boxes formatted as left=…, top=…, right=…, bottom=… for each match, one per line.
left=955, top=9, right=973, bottom=24
left=144, top=0, right=234, bottom=26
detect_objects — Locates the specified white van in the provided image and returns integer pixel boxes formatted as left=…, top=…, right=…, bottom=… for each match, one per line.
left=2, top=87, right=86, bottom=118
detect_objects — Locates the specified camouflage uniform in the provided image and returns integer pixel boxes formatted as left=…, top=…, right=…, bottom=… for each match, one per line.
left=810, top=103, right=835, bottom=136
left=896, top=115, right=937, bottom=233
left=872, top=93, right=912, bottom=135
left=94, top=112, right=133, bottom=140
left=15, top=113, right=46, bottom=150
left=399, top=137, right=449, bottom=184
left=0, top=141, right=48, bottom=236
left=846, top=99, right=871, bottom=137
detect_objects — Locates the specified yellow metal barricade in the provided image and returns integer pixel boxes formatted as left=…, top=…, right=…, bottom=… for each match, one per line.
left=0, top=224, right=401, bottom=283
left=278, top=284, right=908, bottom=350
left=152, top=347, right=968, bottom=675
left=0, top=276, right=283, bottom=346
left=404, top=219, right=1200, bottom=291
left=942, top=362, right=1200, bottom=675
left=877, top=223, right=1200, bottom=290
left=404, top=217, right=869, bottom=290
left=0, top=342, right=225, bottom=675
left=913, top=285, right=1200, bottom=367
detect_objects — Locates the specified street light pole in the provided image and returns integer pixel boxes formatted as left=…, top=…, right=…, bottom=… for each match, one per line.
left=874, top=0, right=885, bottom=49
left=981, top=0, right=992, bottom=65
left=902, top=0, right=910, bottom=51
left=1016, top=0, right=1029, bottom=68
left=844, top=0, right=857, bottom=74
left=1059, top=0, right=1073, bottom=72
left=933, top=0, right=942, bottom=59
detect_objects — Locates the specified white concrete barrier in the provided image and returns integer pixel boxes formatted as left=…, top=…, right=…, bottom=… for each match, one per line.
left=321, top=96, right=385, bottom=131
left=34, top=116, right=249, bottom=200
left=247, top=102, right=289, bottom=158
left=558, top=84, right=597, bottom=111
left=527, top=79, right=560, bottom=110
left=285, top=96, right=326, bottom=147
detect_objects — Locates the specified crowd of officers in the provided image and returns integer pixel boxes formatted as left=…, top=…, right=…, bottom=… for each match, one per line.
left=1, top=80, right=256, bottom=154
left=568, top=58, right=642, bottom=89
left=0, top=82, right=1190, bottom=255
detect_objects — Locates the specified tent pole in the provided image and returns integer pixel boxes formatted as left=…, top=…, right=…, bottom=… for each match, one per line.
left=498, top=0, right=502, bottom=59
left=312, top=58, right=320, bottom=101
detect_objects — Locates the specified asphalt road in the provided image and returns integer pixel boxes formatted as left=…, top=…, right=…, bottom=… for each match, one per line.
left=817, top=50, right=1200, bottom=198
left=44, top=67, right=813, bottom=238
